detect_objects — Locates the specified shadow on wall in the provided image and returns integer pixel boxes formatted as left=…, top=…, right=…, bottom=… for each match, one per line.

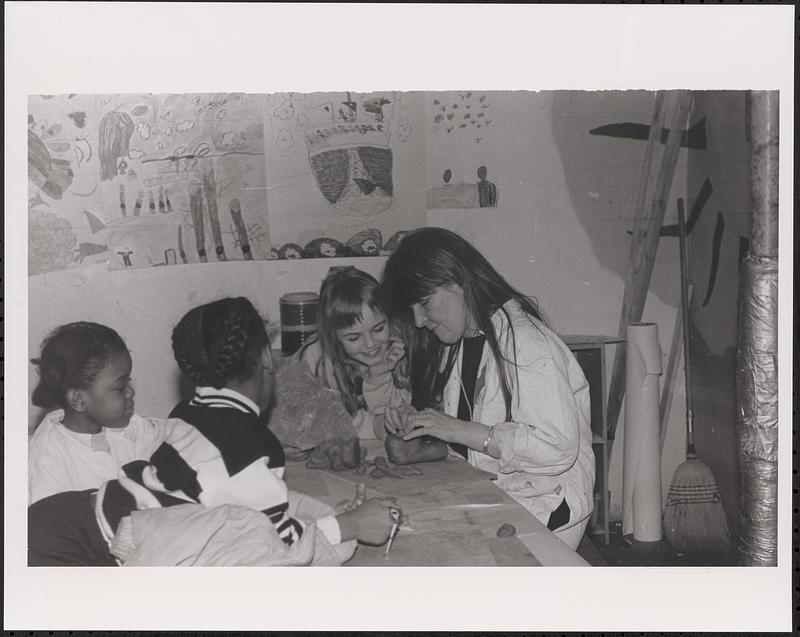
left=549, top=90, right=685, bottom=307
left=551, top=90, right=748, bottom=536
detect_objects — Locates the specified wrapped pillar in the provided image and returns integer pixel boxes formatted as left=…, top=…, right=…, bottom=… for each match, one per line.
left=736, top=90, right=778, bottom=566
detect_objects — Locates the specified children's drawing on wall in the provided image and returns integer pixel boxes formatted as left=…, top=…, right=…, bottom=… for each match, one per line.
left=425, top=92, right=500, bottom=212
left=28, top=94, right=102, bottom=275
left=431, top=92, right=493, bottom=145
left=27, top=93, right=273, bottom=275
left=263, top=91, right=425, bottom=256
left=267, top=228, right=409, bottom=260
left=97, top=92, right=270, bottom=270
left=426, top=165, right=498, bottom=209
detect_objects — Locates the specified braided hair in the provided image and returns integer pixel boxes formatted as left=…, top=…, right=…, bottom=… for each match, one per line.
left=31, top=322, right=129, bottom=409
left=172, top=297, right=268, bottom=388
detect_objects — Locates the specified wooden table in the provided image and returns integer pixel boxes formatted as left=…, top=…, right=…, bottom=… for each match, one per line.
left=286, top=440, right=589, bottom=567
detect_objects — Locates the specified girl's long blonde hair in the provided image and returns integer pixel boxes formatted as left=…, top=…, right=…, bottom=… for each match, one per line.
left=298, top=267, right=407, bottom=415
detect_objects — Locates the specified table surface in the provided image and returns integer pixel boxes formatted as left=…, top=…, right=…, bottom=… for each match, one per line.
left=286, top=439, right=589, bottom=567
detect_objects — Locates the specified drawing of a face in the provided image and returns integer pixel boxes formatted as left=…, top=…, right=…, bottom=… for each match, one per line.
left=320, top=242, right=337, bottom=257
left=336, top=304, right=391, bottom=368
left=360, top=239, right=378, bottom=255
left=411, top=284, right=476, bottom=345
left=279, top=243, right=304, bottom=259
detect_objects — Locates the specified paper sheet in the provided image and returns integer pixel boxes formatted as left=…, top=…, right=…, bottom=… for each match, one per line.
left=622, top=322, right=663, bottom=541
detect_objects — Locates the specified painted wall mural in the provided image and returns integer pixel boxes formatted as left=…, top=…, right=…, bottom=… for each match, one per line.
left=27, top=91, right=427, bottom=275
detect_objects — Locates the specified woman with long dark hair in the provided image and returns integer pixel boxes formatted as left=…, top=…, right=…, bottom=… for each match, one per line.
left=381, top=227, right=595, bottom=549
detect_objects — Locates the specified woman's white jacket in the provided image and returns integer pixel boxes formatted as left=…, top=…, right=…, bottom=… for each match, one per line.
left=440, top=299, right=595, bottom=530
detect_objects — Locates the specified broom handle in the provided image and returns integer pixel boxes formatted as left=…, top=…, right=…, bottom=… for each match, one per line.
left=678, top=199, right=696, bottom=457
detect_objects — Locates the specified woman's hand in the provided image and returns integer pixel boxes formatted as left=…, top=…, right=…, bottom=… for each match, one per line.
left=367, top=338, right=406, bottom=378
left=384, top=402, right=417, bottom=436
left=401, top=408, right=463, bottom=444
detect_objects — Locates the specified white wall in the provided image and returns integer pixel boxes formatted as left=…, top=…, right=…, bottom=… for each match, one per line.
left=28, top=256, right=386, bottom=432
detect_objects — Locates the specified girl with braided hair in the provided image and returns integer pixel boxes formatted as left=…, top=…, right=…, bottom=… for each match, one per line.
left=136, top=296, right=396, bottom=555
left=29, top=322, right=166, bottom=504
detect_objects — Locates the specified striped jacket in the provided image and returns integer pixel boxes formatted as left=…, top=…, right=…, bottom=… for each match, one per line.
left=139, top=387, right=304, bottom=545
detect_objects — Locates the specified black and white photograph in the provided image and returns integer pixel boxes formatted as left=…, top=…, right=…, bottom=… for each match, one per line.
left=5, top=3, right=794, bottom=632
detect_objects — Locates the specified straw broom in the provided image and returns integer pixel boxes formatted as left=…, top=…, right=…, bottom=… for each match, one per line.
left=663, top=200, right=732, bottom=555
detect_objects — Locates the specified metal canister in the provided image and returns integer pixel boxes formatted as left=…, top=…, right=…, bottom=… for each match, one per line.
left=279, top=291, right=319, bottom=356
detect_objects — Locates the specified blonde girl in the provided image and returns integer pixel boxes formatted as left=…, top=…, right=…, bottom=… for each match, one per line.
left=295, top=267, right=410, bottom=439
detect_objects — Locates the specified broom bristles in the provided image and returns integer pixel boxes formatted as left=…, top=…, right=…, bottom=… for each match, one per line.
left=663, top=457, right=732, bottom=555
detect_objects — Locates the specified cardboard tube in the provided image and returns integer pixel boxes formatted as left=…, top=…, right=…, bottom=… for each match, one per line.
left=623, top=322, right=663, bottom=541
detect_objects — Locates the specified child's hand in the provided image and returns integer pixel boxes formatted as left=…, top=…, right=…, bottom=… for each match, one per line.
left=336, top=498, right=399, bottom=545
left=367, top=338, right=406, bottom=378
left=371, top=413, right=388, bottom=440
left=384, top=402, right=417, bottom=436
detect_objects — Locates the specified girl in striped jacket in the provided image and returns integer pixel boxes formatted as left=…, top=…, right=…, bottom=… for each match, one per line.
left=139, top=296, right=393, bottom=552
